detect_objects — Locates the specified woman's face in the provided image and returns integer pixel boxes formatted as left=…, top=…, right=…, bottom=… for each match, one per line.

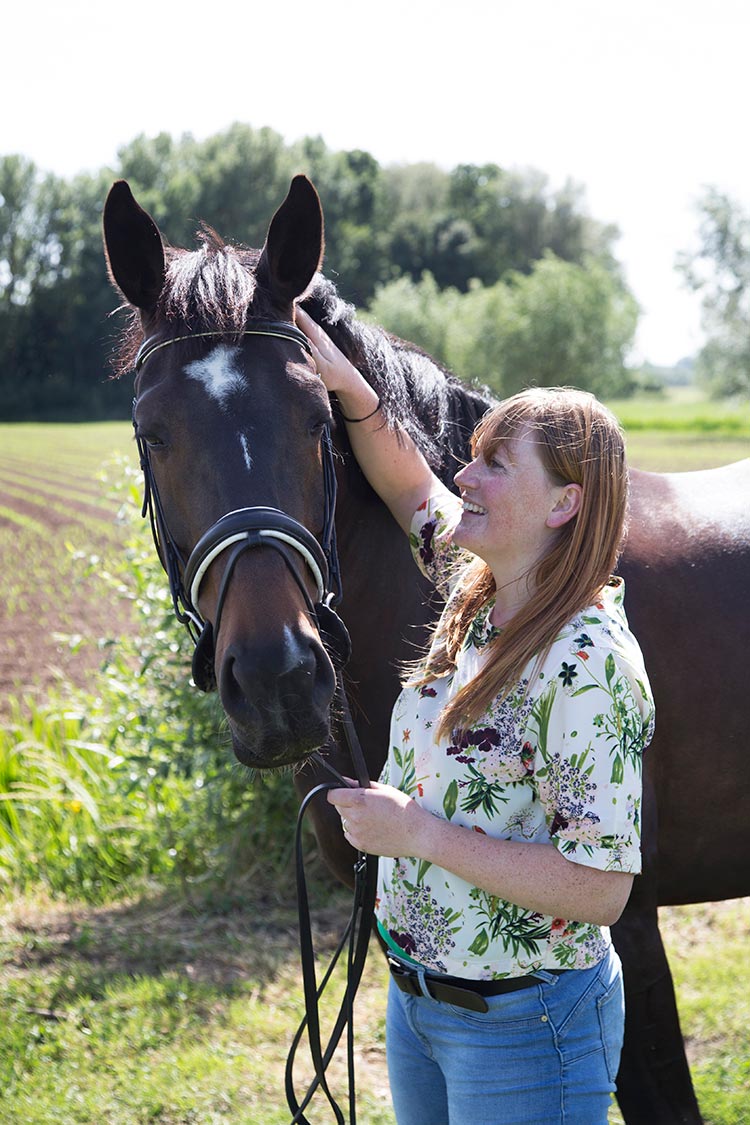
left=452, top=427, right=578, bottom=577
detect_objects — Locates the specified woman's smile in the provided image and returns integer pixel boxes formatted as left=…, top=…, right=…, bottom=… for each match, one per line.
left=461, top=498, right=488, bottom=515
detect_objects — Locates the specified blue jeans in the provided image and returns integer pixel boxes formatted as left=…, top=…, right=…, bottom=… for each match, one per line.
left=386, top=945, right=623, bottom=1125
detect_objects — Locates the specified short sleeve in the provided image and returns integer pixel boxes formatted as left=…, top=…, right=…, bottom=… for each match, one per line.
left=408, top=487, right=467, bottom=598
left=526, top=642, right=654, bottom=875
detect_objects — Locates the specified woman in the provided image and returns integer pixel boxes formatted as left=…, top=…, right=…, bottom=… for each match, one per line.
left=297, top=308, right=654, bottom=1125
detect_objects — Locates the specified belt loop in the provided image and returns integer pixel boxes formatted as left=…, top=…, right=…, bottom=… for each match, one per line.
left=532, top=969, right=561, bottom=986
left=416, top=967, right=431, bottom=1000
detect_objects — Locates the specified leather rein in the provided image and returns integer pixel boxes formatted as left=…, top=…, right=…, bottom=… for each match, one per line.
left=133, top=319, right=378, bottom=1124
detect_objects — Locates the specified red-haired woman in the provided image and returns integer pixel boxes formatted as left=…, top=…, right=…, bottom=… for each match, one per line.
left=298, top=309, right=654, bottom=1125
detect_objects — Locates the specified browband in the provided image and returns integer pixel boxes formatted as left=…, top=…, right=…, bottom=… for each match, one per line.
left=135, top=321, right=314, bottom=373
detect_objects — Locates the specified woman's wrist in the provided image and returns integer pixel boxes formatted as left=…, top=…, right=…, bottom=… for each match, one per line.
left=336, top=388, right=381, bottom=424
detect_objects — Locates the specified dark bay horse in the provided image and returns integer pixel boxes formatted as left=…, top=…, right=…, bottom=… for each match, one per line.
left=103, top=174, right=750, bottom=1125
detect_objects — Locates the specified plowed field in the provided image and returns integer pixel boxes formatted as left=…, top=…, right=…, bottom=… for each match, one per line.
left=0, top=422, right=135, bottom=708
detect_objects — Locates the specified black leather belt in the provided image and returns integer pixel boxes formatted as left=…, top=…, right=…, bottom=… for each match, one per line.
left=387, top=955, right=563, bottom=1013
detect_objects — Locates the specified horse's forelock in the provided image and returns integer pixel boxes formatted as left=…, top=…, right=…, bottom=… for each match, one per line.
left=110, top=229, right=277, bottom=377
left=109, top=233, right=493, bottom=480
left=162, top=228, right=264, bottom=333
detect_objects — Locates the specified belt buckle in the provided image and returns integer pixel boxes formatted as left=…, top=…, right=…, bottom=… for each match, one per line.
left=387, top=956, right=421, bottom=997
left=388, top=956, right=489, bottom=1013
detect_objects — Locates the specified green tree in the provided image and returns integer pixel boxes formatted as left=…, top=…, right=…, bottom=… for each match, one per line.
left=369, top=255, right=638, bottom=398
left=443, top=163, right=619, bottom=289
left=481, top=253, right=638, bottom=398
left=292, top=137, right=391, bottom=303
left=0, top=131, right=633, bottom=420
left=381, top=161, right=620, bottom=295
left=366, top=271, right=463, bottom=361
left=0, top=157, right=131, bottom=419
left=678, top=187, right=750, bottom=396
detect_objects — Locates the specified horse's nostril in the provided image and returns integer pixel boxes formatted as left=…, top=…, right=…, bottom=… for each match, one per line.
left=219, top=637, right=331, bottom=720
left=215, top=635, right=336, bottom=768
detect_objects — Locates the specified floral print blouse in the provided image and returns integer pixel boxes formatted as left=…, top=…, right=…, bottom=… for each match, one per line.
left=376, top=488, right=655, bottom=980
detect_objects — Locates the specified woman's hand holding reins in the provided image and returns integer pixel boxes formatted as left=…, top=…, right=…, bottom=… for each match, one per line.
left=328, top=780, right=634, bottom=927
left=327, top=780, right=436, bottom=859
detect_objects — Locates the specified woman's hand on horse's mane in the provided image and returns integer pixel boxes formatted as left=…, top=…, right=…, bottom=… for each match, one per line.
left=296, top=308, right=369, bottom=401
left=296, top=307, right=437, bottom=534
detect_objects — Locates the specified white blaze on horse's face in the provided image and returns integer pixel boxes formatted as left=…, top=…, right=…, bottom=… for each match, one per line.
left=185, top=345, right=247, bottom=408
left=239, top=432, right=253, bottom=472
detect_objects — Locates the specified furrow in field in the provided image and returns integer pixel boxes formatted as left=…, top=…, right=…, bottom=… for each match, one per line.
left=0, top=504, right=50, bottom=536
left=0, top=471, right=119, bottom=513
left=0, top=459, right=113, bottom=499
left=0, top=481, right=118, bottom=527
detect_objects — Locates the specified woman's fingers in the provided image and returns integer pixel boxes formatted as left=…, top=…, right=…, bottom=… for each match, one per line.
left=296, top=307, right=361, bottom=394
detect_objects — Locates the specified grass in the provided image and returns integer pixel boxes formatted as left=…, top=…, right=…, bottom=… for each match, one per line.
left=0, top=892, right=748, bottom=1124
left=606, top=387, right=750, bottom=471
left=0, top=423, right=135, bottom=703
left=0, top=421, right=133, bottom=468
left=0, top=888, right=395, bottom=1125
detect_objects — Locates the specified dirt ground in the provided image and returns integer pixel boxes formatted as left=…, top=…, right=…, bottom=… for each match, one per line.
left=0, top=467, right=136, bottom=712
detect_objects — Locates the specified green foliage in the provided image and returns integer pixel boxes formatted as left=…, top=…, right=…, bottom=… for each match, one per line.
left=364, top=271, right=464, bottom=362
left=369, top=254, right=638, bottom=398
left=0, top=458, right=302, bottom=902
left=1, top=126, right=628, bottom=421
left=443, top=163, right=620, bottom=290
left=0, top=156, right=133, bottom=420
left=678, top=187, right=750, bottom=397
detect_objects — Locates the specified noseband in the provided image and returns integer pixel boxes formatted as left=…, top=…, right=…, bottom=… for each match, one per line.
left=133, top=320, right=351, bottom=690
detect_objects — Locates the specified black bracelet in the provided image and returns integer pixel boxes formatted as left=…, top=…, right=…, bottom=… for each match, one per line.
left=340, top=397, right=381, bottom=423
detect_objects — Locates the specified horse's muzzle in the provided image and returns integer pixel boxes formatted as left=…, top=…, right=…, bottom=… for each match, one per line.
left=218, top=634, right=336, bottom=768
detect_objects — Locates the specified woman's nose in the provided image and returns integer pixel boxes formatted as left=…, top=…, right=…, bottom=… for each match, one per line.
left=454, top=460, right=475, bottom=488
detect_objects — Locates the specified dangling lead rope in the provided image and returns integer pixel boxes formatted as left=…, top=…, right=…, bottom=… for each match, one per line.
left=285, top=679, right=378, bottom=1125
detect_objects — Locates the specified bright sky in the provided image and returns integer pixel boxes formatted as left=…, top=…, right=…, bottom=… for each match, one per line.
left=6, top=0, right=749, bottom=366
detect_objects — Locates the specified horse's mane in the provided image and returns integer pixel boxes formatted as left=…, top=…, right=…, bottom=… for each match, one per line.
left=112, top=228, right=494, bottom=487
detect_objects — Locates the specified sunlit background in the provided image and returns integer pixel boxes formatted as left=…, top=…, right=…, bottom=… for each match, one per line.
left=6, top=0, right=750, bottom=367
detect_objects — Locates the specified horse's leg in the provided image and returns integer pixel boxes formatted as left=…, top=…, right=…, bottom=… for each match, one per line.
left=612, top=774, right=702, bottom=1125
left=613, top=904, right=702, bottom=1124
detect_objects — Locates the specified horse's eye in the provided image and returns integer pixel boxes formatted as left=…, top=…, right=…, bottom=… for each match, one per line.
left=138, top=431, right=166, bottom=450
left=308, top=417, right=330, bottom=438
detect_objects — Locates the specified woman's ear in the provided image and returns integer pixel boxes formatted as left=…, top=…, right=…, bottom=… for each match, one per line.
left=546, top=483, right=582, bottom=529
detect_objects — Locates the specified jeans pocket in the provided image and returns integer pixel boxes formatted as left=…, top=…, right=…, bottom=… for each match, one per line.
left=596, top=975, right=625, bottom=1084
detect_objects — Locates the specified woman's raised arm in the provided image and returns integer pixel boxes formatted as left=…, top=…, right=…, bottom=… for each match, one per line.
left=296, top=308, right=442, bottom=534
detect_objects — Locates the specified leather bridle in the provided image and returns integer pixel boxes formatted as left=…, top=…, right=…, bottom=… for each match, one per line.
left=132, top=319, right=377, bottom=1124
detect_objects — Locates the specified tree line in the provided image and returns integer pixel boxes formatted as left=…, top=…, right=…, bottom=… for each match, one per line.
left=2, top=123, right=740, bottom=420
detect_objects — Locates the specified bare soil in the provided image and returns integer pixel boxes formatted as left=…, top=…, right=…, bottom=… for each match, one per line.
left=0, top=486, right=135, bottom=711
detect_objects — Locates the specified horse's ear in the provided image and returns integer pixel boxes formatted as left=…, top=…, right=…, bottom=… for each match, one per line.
left=103, top=180, right=165, bottom=312
left=256, top=175, right=324, bottom=308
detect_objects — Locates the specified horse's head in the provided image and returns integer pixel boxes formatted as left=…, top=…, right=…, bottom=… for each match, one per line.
left=103, top=176, right=342, bottom=769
